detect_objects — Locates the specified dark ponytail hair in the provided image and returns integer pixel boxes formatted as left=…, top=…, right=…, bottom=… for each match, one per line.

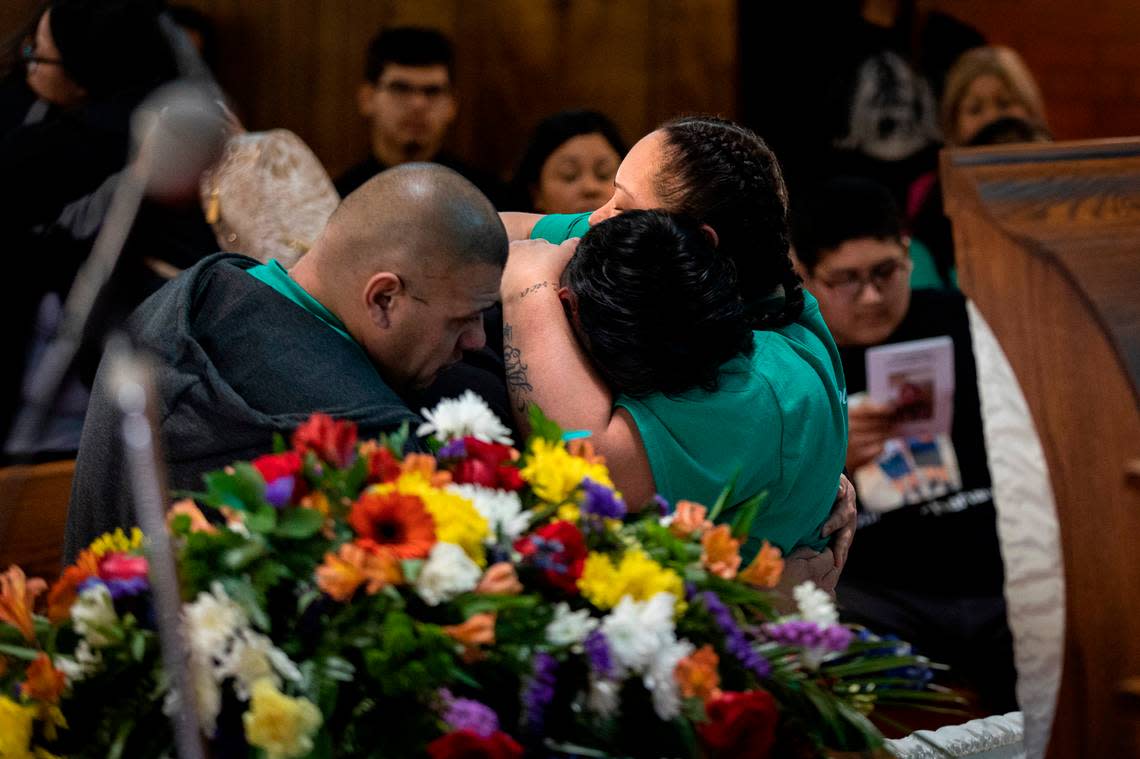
left=657, top=116, right=804, bottom=329
left=564, top=210, right=754, bottom=398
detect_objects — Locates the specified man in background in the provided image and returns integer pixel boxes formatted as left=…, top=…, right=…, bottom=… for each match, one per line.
left=336, top=26, right=506, bottom=206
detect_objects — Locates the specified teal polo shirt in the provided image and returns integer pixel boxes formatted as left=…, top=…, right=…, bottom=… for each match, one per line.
left=533, top=213, right=848, bottom=559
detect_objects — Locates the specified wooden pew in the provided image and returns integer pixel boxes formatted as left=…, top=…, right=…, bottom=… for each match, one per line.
left=941, top=139, right=1140, bottom=758
left=0, top=459, right=75, bottom=584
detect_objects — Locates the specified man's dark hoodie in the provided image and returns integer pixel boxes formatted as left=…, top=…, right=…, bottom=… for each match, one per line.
left=65, top=254, right=421, bottom=562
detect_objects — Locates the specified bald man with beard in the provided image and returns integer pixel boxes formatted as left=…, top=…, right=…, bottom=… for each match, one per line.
left=66, top=164, right=506, bottom=560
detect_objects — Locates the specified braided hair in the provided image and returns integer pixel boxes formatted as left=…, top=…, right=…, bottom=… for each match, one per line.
left=656, top=116, right=805, bottom=329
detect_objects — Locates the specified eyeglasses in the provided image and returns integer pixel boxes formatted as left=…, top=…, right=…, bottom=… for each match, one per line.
left=377, top=80, right=451, bottom=101
left=21, top=42, right=63, bottom=67
left=816, top=256, right=911, bottom=299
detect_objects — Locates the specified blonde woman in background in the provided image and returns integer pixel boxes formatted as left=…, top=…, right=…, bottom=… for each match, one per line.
left=940, top=45, right=1049, bottom=146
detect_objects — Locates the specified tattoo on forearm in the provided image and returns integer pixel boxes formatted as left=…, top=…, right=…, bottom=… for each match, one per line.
left=502, top=322, right=533, bottom=412
left=518, top=281, right=551, bottom=300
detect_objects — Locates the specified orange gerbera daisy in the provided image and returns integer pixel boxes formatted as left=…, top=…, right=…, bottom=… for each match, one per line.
left=675, top=644, right=722, bottom=703
left=46, top=550, right=99, bottom=624
left=0, top=565, right=47, bottom=642
left=348, top=492, right=436, bottom=559
left=738, top=541, right=784, bottom=589
left=21, top=653, right=66, bottom=704
left=701, top=525, right=742, bottom=580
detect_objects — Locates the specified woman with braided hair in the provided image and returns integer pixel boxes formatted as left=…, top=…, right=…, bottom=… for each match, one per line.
left=500, top=116, right=853, bottom=577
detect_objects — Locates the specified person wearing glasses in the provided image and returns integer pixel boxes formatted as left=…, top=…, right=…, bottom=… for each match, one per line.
left=0, top=0, right=200, bottom=452
left=792, top=175, right=1016, bottom=713
left=335, top=27, right=506, bottom=207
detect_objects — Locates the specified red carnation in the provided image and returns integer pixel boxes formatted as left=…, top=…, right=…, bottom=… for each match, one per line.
left=514, top=520, right=586, bottom=594
left=252, top=451, right=303, bottom=483
left=292, top=414, right=358, bottom=467
left=427, top=730, right=523, bottom=759
left=453, top=437, right=524, bottom=491
left=698, top=689, right=779, bottom=759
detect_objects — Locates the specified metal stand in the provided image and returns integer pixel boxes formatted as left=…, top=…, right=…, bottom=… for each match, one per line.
left=108, top=335, right=206, bottom=759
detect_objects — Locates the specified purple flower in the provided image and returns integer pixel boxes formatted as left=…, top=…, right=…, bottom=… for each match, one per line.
left=438, top=439, right=467, bottom=459
left=701, top=591, right=771, bottom=678
left=522, top=653, right=559, bottom=735
left=439, top=689, right=500, bottom=739
left=584, top=629, right=613, bottom=678
left=653, top=494, right=673, bottom=516
left=580, top=478, right=626, bottom=520
left=764, top=620, right=853, bottom=653
left=264, top=475, right=295, bottom=508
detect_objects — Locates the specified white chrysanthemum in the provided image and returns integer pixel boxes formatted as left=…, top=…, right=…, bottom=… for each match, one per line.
left=545, top=602, right=599, bottom=648
left=70, top=582, right=119, bottom=647
left=55, top=640, right=102, bottom=681
left=793, top=581, right=838, bottom=626
left=600, top=593, right=677, bottom=676
left=216, top=629, right=302, bottom=701
left=447, top=483, right=529, bottom=543
left=644, top=638, right=694, bottom=721
left=184, top=581, right=248, bottom=654
left=414, top=542, right=482, bottom=606
left=418, top=390, right=513, bottom=444
left=586, top=676, right=620, bottom=716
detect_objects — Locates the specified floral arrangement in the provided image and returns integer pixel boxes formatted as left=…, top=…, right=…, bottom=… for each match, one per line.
left=0, top=392, right=961, bottom=758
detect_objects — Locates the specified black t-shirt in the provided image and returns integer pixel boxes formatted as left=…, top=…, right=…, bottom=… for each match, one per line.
left=838, top=289, right=1003, bottom=596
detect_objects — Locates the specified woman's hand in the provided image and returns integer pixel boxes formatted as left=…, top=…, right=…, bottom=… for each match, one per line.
left=820, top=475, right=856, bottom=570
left=501, top=238, right=578, bottom=303
left=846, top=400, right=896, bottom=470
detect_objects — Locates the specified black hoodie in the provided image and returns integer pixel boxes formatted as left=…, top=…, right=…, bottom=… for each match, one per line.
left=66, top=254, right=421, bottom=561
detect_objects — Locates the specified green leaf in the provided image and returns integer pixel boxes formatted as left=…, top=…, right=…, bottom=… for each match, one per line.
left=729, top=490, right=767, bottom=540
left=224, top=540, right=268, bottom=570
left=221, top=577, right=271, bottom=631
left=274, top=507, right=326, bottom=539
left=0, top=642, right=41, bottom=660
left=130, top=631, right=147, bottom=662
left=823, top=655, right=929, bottom=678
left=272, top=432, right=287, bottom=454
left=244, top=505, right=278, bottom=534
left=528, top=403, right=564, bottom=443
left=400, top=559, right=424, bottom=584
left=707, top=468, right=741, bottom=523
left=201, top=462, right=270, bottom=512
left=384, top=421, right=411, bottom=456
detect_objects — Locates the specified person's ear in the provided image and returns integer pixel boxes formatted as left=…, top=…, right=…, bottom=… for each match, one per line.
left=557, top=285, right=580, bottom=321
left=357, top=82, right=377, bottom=118
left=440, top=89, right=458, bottom=127
left=699, top=223, right=720, bottom=248
left=900, top=235, right=912, bottom=257
left=363, top=272, right=403, bottom=328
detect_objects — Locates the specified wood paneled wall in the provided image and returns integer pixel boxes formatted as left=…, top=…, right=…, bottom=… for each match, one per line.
left=928, top=0, right=1140, bottom=140
left=158, top=0, right=737, bottom=183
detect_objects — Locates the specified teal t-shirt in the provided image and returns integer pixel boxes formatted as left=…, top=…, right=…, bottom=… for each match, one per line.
left=247, top=260, right=359, bottom=346
left=533, top=213, right=849, bottom=559
left=909, top=238, right=958, bottom=291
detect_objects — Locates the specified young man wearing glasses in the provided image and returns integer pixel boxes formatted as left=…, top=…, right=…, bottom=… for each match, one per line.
left=792, top=176, right=1016, bottom=714
left=336, top=26, right=506, bottom=207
